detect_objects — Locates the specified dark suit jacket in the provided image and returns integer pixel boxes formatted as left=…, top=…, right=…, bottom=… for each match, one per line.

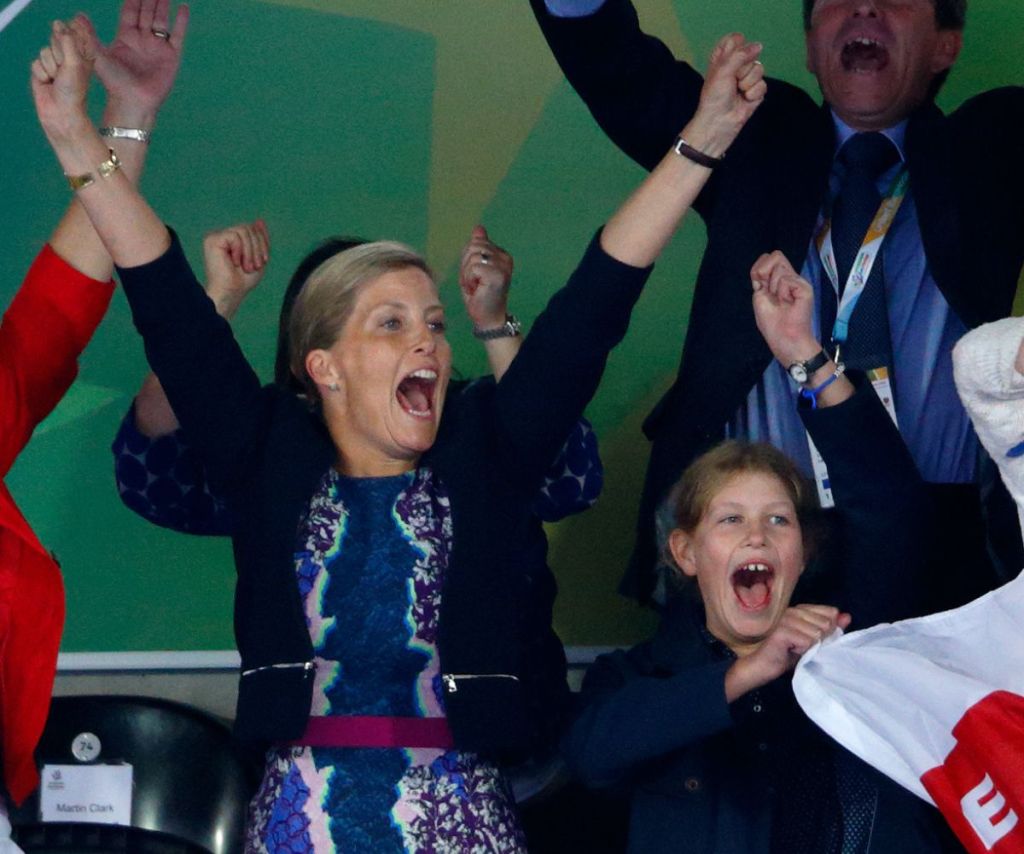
left=531, top=0, right=1024, bottom=600
left=117, top=229, right=649, bottom=762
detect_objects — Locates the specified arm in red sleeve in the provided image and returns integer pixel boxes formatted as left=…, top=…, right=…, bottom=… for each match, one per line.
left=0, top=244, right=114, bottom=475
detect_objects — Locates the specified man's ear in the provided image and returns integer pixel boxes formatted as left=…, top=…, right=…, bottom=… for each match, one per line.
left=669, top=528, right=698, bottom=578
left=931, top=29, right=962, bottom=75
left=805, top=39, right=818, bottom=76
left=305, top=349, right=339, bottom=394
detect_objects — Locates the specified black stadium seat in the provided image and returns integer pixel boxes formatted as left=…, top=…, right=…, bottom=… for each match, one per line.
left=11, top=696, right=260, bottom=854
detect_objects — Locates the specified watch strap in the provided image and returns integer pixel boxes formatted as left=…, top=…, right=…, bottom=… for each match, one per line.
left=473, top=314, right=522, bottom=340
left=672, top=136, right=724, bottom=169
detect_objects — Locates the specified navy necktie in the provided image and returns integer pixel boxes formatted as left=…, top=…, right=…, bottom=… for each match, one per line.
left=822, top=132, right=900, bottom=371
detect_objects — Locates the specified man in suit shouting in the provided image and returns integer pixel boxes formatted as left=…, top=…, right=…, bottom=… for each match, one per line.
left=531, top=0, right=1024, bottom=608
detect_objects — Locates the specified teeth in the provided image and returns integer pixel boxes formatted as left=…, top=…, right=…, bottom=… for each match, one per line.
left=743, top=563, right=769, bottom=573
left=408, top=369, right=437, bottom=381
left=847, top=36, right=879, bottom=47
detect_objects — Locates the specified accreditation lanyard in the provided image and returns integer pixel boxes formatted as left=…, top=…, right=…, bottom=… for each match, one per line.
left=817, top=167, right=909, bottom=352
left=805, top=167, right=908, bottom=509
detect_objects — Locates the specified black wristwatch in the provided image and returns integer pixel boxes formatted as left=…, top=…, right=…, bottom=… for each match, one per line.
left=472, top=314, right=522, bottom=341
left=787, top=349, right=829, bottom=384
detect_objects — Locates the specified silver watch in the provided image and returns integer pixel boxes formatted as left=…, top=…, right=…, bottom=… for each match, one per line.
left=473, top=314, right=522, bottom=340
left=787, top=349, right=829, bottom=384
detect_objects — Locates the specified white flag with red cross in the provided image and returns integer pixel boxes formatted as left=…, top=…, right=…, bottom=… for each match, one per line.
left=793, top=573, right=1024, bottom=854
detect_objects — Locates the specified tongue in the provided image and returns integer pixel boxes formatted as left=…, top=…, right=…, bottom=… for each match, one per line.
left=398, top=379, right=430, bottom=413
left=736, top=580, right=770, bottom=610
left=842, top=42, right=888, bottom=72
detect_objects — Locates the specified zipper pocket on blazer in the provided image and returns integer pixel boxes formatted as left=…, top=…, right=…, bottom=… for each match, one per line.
left=442, top=673, right=520, bottom=694
left=241, top=660, right=316, bottom=678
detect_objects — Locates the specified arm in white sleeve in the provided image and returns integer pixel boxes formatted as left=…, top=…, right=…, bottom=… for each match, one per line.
left=953, top=317, right=1024, bottom=546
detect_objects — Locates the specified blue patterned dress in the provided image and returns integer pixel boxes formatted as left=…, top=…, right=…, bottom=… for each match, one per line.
left=244, top=468, right=526, bottom=853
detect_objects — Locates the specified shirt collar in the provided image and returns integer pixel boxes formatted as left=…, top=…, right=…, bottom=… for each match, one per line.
left=831, top=111, right=908, bottom=162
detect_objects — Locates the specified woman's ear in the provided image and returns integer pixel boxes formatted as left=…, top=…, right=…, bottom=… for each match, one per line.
left=668, top=528, right=698, bottom=577
left=305, top=349, right=339, bottom=394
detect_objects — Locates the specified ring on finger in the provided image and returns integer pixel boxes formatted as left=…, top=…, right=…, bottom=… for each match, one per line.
left=151, top=28, right=171, bottom=39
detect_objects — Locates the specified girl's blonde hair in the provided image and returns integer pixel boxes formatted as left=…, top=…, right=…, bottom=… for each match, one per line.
left=668, top=440, right=822, bottom=561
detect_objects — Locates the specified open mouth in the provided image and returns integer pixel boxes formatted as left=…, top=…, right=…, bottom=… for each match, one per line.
left=840, top=37, right=889, bottom=73
left=396, top=369, right=437, bottom=419
left=731, top=561, right=774, bottom=611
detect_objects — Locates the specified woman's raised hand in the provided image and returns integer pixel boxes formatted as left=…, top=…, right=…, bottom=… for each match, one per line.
left=30, top=6, right=173, bottom=270
left=600, top=32, right=765, bottom=269
left=87, top=0, right=190, bottom=122
left=687, top=32, right=766, bottom=157
left=459, top=225, right=514, bottom=332
left=203, top=220, right=271, bottom=320
left=30, top=20, right=95, bottom=146
left=32, top=0, right=189, bottom=153
left=751, top=250, right=820, bottom=367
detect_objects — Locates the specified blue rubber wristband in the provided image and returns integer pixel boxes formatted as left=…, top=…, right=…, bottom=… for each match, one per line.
left=799, top=369, right=841, bottom=410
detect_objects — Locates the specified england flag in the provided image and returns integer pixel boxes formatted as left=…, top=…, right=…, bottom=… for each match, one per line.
left=794, top=575, right=1024, bottom=853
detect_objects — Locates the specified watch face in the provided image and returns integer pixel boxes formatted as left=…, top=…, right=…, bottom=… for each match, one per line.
left=788, top=350, right=828, bottom=385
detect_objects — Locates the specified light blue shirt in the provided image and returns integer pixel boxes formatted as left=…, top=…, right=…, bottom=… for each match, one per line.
left=545, top=0, right=605, bottom=16
left=729, top=116, right=976, bottom=484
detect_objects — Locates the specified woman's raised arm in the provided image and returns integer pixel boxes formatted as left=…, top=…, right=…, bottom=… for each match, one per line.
left=33, top=12, right=271, bottom=493
left=32, top=15, right=180, bottom=270
left=599, top=33, right=765, bottom=268
left=1, top=2, right=188, bottom=461
left=46, top=0, right=189, bottom=280
left=486, top=34, right=766, bottom=490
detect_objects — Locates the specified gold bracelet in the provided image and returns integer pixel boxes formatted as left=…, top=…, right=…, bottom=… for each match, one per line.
left=65, top=148, right=122, bottom=191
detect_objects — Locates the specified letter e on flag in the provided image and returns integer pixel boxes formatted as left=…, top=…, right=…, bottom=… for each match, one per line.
left=921, top=691, right=1024, bottom=853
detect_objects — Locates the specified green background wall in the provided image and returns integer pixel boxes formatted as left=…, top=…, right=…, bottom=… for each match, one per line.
left=1, top=0, right=1021, bottom=653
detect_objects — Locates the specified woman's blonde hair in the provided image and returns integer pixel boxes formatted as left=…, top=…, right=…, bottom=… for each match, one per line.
left=287, top=241, right=433, bottom=399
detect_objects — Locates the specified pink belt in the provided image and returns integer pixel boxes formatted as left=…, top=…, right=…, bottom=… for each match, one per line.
left=289, top=715, right=454, bottom=749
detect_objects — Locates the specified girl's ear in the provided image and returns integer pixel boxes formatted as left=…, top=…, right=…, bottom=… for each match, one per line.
left=668, top=528, right=698, bottom=577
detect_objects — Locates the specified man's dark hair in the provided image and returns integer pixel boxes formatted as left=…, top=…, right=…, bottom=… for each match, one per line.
left=802, top=0, right=966, bottom=31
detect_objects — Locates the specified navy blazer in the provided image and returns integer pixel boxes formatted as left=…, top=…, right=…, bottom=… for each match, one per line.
left=118, top=230, right=650, bottom=760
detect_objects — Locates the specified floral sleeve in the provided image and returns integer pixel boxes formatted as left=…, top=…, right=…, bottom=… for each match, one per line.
left=533, top=418, right=603, bottom=522
left=111, top=405, right=233, bottom=536
left=112, top=402, right=601, bottom=532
